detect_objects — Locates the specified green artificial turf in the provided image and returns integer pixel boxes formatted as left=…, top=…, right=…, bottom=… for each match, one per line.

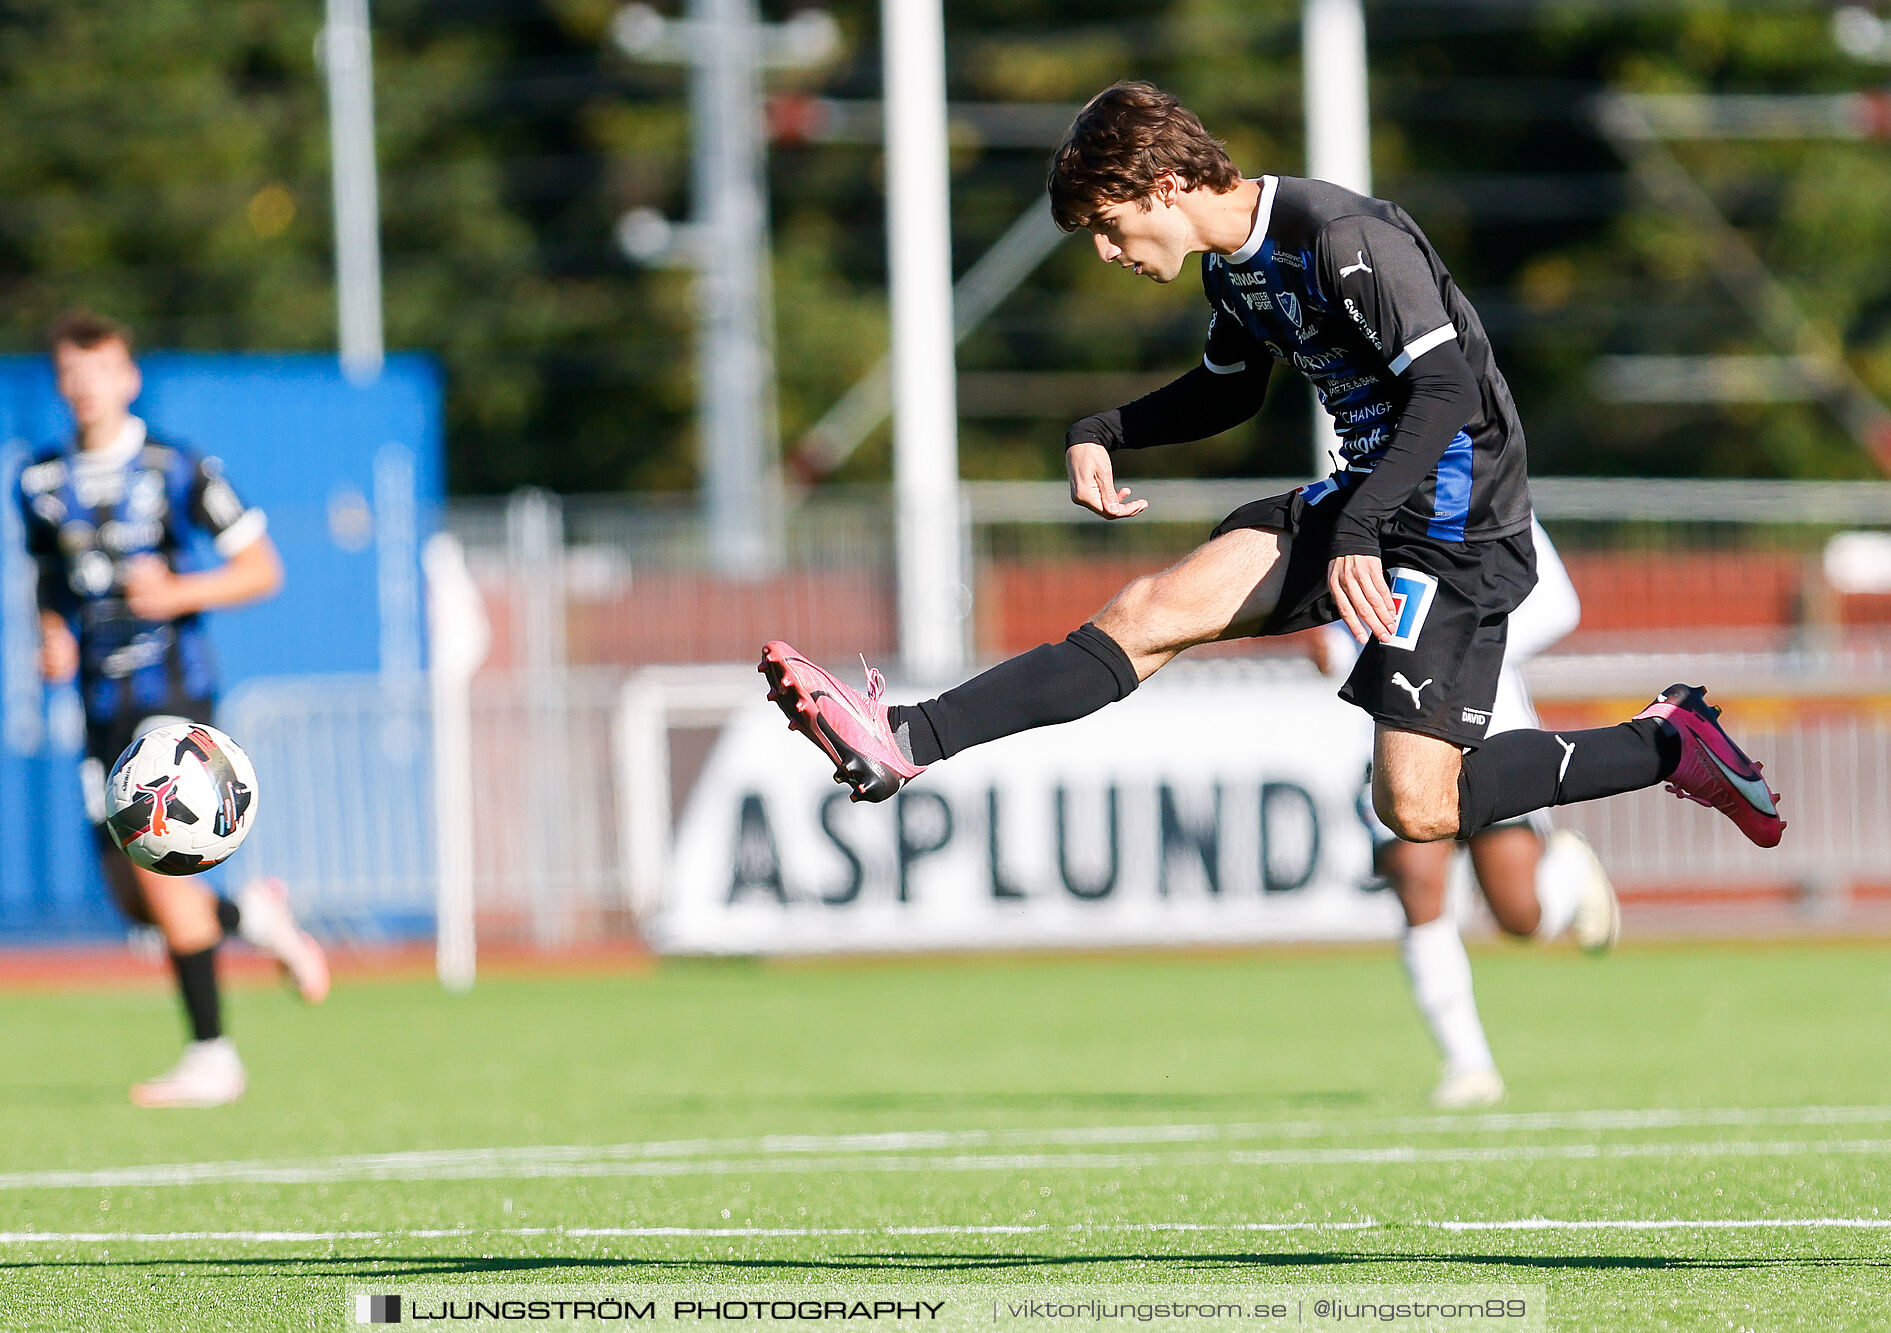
left=0, top=941, right=1887, bottom=1330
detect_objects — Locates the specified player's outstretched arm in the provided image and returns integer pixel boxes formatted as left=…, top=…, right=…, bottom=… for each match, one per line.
left=123, top=535, right=284, bottom=622
left=1067, top=363, right=1270, bottom=456
left=1063, top=360, right=1271, bottom=519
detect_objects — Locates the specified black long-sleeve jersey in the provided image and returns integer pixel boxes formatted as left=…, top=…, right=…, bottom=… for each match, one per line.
left=1072, top=175, right=1534, bottom=551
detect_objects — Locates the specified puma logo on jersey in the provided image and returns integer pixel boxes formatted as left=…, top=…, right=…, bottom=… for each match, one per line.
left=1340, top=251, right=1373, bottom=278
left=1554, top=735, right=1577, bottom=783
left=1391, top=672, right=1433, bottom=708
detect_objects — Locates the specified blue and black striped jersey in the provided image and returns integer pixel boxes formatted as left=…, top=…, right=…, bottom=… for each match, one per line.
left=16, top=418, right=266, bottom=722
left=1201, top=175, right=1532, bottom=544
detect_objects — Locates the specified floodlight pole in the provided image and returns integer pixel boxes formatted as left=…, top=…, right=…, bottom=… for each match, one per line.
left=883, top=0, right=966, bottom=680
left=688, top=0, right=783, bottom=576
left=613, top=0, right=839, bottom=577
left=323, top=0, right=385, bottom=383
left=1302, top=0, right=1372, bottom=477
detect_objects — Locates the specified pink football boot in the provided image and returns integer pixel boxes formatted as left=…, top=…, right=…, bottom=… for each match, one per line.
left=760, top=641, right=927, bottom=802
left=1635, top=684, right=1785, bottom=848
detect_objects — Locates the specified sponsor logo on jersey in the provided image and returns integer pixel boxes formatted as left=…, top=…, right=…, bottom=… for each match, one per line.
left=1340, top=251, right=1374, bottom=279
left=72, top=469, right=126, bottom=510
left=1380, top=567, right=1439, bottom=651
left=1460, top=708, right=1491, bottom=728
left=1343, top=297, right=1383, bottom=353
left=1339, top=401, right=1391, bottom=425
left=71, top=549, right=115, bottom=597
left=1227, top=269, right=1266, bottom=287
left=19, top=460, right=64, bottom=496
left=126, top=471, right=166, bottom=521
left=1273, top=249, right=1308, bottom=270
left=1242, top=290, right=1273, bottom=313
left=1292, top=349, right=1344, bottom=373
left=1340, top=426, right=1391, bottom=457
left=1323, top=372, right=1380, bottom=397
left=99, top=628, right=173, bottom=679
left=100, top=519, right=164, bottom=554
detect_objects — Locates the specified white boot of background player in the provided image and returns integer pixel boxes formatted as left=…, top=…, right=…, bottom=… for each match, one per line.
left=237, top=877, right=331, bottom=1004
left=1527, top=830, right=1620, bottom=953
left=131, top=1037, right=245, bottom=1108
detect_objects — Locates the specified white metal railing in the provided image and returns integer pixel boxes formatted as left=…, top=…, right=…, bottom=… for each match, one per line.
left=223, top=670, right=631, bottom=952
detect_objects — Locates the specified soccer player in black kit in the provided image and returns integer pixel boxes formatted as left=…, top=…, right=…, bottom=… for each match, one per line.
left=18, top=311, right=328, bottom=1107
left=762, top=82, right=1786, bottom=858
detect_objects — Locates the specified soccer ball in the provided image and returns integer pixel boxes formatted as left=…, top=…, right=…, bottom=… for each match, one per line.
left=104, top=722, right=259, bottom=875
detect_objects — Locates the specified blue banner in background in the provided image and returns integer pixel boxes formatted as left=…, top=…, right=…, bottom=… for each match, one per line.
left=0, top=354, right=443, bottom=943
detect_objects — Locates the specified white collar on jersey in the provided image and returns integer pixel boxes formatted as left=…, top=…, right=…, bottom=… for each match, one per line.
left=1226, top=176, right=1278, bottom=266
left=71, top=415, right=147, bottom=471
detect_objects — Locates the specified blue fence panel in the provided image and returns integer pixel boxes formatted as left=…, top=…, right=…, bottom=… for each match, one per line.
left=0, top=354, right=443, bottom=942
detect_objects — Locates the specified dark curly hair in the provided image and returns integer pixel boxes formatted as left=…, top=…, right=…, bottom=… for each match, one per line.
left=48, top=309, right=135, bottom=356
left=1047, top=81, right=1241, bottom=232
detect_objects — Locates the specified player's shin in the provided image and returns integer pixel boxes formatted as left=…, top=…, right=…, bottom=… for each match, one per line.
left=1401, top=918, right=1496, bottom=1076
left=169, top=945, right=223, bottom=1043
left=1457, top=718, right=1680, bottom=837
left=889, top=623, right=1139, bottom=764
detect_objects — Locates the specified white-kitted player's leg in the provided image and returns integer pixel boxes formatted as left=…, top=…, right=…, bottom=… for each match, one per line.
left=237, top=877, right=332, bottom=1004
left=1400, top=914, right=1505, bottom=1108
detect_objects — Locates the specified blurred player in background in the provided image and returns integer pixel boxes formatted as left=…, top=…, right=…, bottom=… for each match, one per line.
left=16, top=311, right=328, bottom=1108
left=1314, top=517, right=1615, bottom=1108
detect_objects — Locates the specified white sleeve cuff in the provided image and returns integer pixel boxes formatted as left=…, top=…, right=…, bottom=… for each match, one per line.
left=213, top=508, right=269, bottom=558
left=1203, top=355, right=1247, bottom=375
left=1388, top=324, right=1457, bottom=375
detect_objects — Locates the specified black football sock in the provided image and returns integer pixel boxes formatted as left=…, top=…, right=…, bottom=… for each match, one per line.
left=170, top=946, right=223, bottom=1043
left=1457, top=718, right=1681, bottom=838
left=215, top=896, right=241, bottom=937
left=888, top=623, right=1139, bottom=765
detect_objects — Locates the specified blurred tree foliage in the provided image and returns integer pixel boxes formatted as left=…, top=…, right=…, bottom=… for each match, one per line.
left=0, top=0, right=1883, bottom=492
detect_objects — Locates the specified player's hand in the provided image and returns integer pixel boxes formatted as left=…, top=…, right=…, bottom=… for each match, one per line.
left=123, top=555, right=197, bottom=621
left=1328, top=552, right=1397, bottom=644
left=37, top=616, right=78, bottom=684
left=1065, top=441, right=1149, bottom=520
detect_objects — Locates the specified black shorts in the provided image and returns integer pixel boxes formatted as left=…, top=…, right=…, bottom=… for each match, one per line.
left=80, top=695, right=218, bottom=826
left=1212, top=485, right=1536, bottom=749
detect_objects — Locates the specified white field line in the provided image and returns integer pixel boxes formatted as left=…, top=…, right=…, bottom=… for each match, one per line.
left=7, top=1136, right=1891, bottom=1191
left=0, top=1222, right=1376, bottom=1245
left=4, top=1104, right=1888, bottom=1194
left=1433, top=1218, right=1891, bottom=1232
left=0, top=1217, right=1887, bottom=1246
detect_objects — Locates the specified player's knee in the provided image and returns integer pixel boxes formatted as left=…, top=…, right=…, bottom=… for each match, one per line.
left=1099, top=574, right=1195, bottom=654
left=1373, top=787, right=1458, bottom=844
